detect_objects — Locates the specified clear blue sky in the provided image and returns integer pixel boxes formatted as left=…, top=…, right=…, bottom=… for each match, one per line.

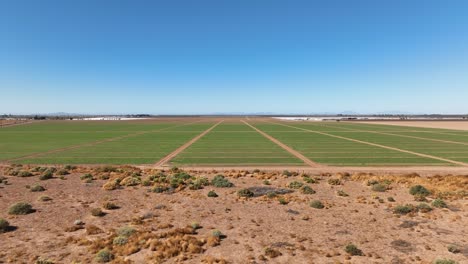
left=1, top=0, right=468, bottom=115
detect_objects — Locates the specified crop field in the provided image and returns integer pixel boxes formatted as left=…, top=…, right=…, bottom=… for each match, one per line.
left=1, top=118, right=468, bottom=167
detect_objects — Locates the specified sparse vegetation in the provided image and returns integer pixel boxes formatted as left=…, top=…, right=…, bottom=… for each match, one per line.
left=39, top=171, right=53, bottom=180
left=432, top=198, right=448, bottom=208
left=278, top=197, right=288, bottom=205
left=371, top=183, right=388, bottom=192
left=288, top=181, right=303, bottom=189
left=237, top=188, right=254, bottom=197
left=303, top=175, right=318, bottom=184
left=18, top=171, right=33, bottom=177
left=282, top=170, right=292, bottom=177
left=56, top=169, right=69, bottom=176
left=409, top=185, right=431, bottom=197
left=212, top=230, right=223, bottom=238
left=447, top=244, right=460, bottom=253
left=38, top=195, right=52, bottom=202
left=102, top=202, right=119, bottom=210
left=337, top=190, right=348, bottom=197
left=117, top=226, right=136, bottom=237
left=0, top=218, right=10, bottom=233
left=309, top=200, right=324, bottom=209
left=344, top=243, right=363, bottom=256
left=393, top=204, right=416, bottom=215
left=211, top=175, right=234, bottom=188
left=113, top=235, right=128, bottom=246
left=8, top=202, right=34, bottom=215
left=91, top=208, right=105, bottom=217
left=433, top=259, right=458, bottom=264
left=387, top=197, right=395, bottom=202
left=95, top=248, right=113, bottom=263
left=416, top=203, right=433, bottom=213
left=328, top=178, right=341, bottom=185
left=30, top=184, right=46, bottom=192
left=80, top=173, right=93, bottom=181
left=207, top=190, right=218, bottom=197
left=301, top=185, right=316, bottom=194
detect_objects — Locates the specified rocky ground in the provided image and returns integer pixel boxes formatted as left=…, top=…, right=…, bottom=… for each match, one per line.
left=0, top=165, right=467, bottom=264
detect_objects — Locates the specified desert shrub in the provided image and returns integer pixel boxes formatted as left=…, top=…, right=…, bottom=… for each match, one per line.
left=266, top=192, right=277, bottom=198
left=371, top=183, right=388, bottom=192
left=56, top=169, right=69, bottom=176
left=96, top=166, right=117, bottom=173
left=152, top=185, right=169, bottom=193
left=237, top=188, right=254, bottom=198
left=80, top=173, right=93, bottom=181
left=207, top=190, right=218, bottom=197
left=278, top=197, right=288, bottom=205
left=0, top=218, right=10, bottom=232
left=18, top=171, right=33, bottom=177
left=212, top=230, right=223, bottom=238
left=30, top=184, right=45, bottom=192
left=211, top=175, right=234, bottom=188
left=367, top=179, right=379, bottom=186
left=447, top=244, right=460, bottom=253
left=309, top=200, right=324, bottom=209
left=120, top=176, right=141, bottom=186
left=263, top=180, right=271, bottom=185
left=91, top=208, right=105, bottom=217
left=409, top=185, right=431, bottom=197
left=393, top=204, right=416, bottom=215
left=432, top=198, right=448, bottom=208
left=337, top=190, right=349, bottom=197
left=0, top=176, right=5, bottom=184
left=117, top=226, right=136, bottom=237
left=282, top=170, right=292, bottom=177
left=191, top=222, right=200, bottom=229
left=344, top=243, right=363, bottom=256
left=264, top=247, right=282, bottom=258
left=301, top=186, right=316, bottom=194
left=102, top=202, right=119, bottom=210
left=64, top=165, right=76, bottom=170
left=288, top=181, right=303, bottom=189
left=387, top=197, right=395, bottom=202
left=433, top=260, right=458, bottom=264
left=95, top=248, right=113, bottom=263
left=39, top=171, right=53, bottom=180
left=328, top=178, right=341, bottom=185
left=8, top=202, right=34, bottom=215
left=35, top=259, right=54, bottom=264
left=38, top=195, right=52, bottom=202
left=113, top=236, right=128, bottom=246
left=303, top=176, right=318, bottom=184
left=190, top=177, right=209, bottom=190
left=417, top=203, right=433, bottom=213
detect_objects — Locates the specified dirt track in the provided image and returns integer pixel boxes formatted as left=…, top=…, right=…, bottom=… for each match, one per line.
left=359, top=121, right=468, bottom=131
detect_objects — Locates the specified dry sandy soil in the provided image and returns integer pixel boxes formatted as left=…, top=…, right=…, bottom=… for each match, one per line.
left=0, top=165, right=467, bottom=264
left=358, top=121, right=468, bottom=131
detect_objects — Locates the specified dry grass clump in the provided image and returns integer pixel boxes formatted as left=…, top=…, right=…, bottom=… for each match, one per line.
left=344, top=243, right=363, bottom=256
left=102, top=202, right=119, bottom=210
left=309, top=200, right=324, bottom=209
left=8, top=202, right=34, bottom=215
left=0, top=218, right=10, bottom=233
left=211, top=175, right=234, bottom=188
left=30, top=184, right=46, bottom=192
left=237, top=188, right=254, bottom=198
left=328, top=178, right=341, bottom=185
left=91, top=208, right=105, bottom=217
left=301, top=185, right=316, bottom=194
left=288, top=181, right=303, bottom=189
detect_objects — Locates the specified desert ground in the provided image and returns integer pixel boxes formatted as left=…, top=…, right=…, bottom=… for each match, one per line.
left=358, top=121, right=468, bottom=131
left=0, top=165, right=467, bottom=264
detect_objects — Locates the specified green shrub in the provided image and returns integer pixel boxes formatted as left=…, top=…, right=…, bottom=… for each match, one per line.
left=263, top=180, right=271, bottom=185
left=447, top=244, right=460, bottom=253
left=211, top=175, right=234, bottom=188
left=207, top=190, right=218, bottom=197
left=0, top=218, right=10, bottom=232
left=152, top=185, right=169, bottom=193
left=303, top=176, right=318, bottom=184
left=237, top=188, right=254, bottom=198
left=35, top=259, right=54, bottom=264
left=117, top=226, right=136, bottom=237
left=266, top=192, right=277, bottom=198
left=64, top=165, right=76, bottom=170
left=337, top=190, right=349, bottom=197
left=387, top=197, right=395, bottom=202
left=95, top=248, right=113, bottom=263
left=38, top=195, right=52, bottom=202
left=91, top=208, right=105, bottom=217
left=433, top=259, right=458, bottom=264
left=39, top=171, right=53, bottom=180
left=301, top=186, right=316, bottom=194
left=417, top=203, right=433, bottom=213
left=30, top=184, right=45, bottom=192
left=432, top=198, right=448, bottom=208
left=371, top=183, right=388, bottom=192
left=8, top=202, right=34, bottom=215
left=393, top=204, right=415, bottom=215
left=112, top=236, right=128, bottom=246
left=344, top=243, right=363, bottom=256
left=409, top=185, right=431, bottom=197
left=56, top=169, right=69, bottom=176
left=278, top=197, right=288, bottom=205
left=310, top=200, right=324, bottom=209
left=212, top=230, right=223, bottom=238
left=80, top=173, right=93, bottom=181
left=288, top=181, right=303, bottom=189
left=282, top=170, right=292, bottom=177
left=328, top=178, right=341, bottom=185
left=18, top=171, right=33, bottom=177
left=102, top=202, right=119, bottom=210
left=189, top=177, right=209, bottom=190
left=191, top=222, right=200, bottom=229
left=97, top=166, right=117, bottom=173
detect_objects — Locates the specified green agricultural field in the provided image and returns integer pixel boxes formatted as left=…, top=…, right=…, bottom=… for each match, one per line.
left=170, top=122, right=304, bottom=165
left=1, top=119, right=467, bottom=166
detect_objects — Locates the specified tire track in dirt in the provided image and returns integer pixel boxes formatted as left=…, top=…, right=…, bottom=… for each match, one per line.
left=154, top=120, right=224, bottom=166
left=266, top=121, right=468, bottom=167
left=243, top=120, right=320, bottom=167
left=5, top=120, right=207, bottom=163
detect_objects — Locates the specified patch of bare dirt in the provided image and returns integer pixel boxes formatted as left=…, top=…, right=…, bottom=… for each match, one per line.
left=358, top=121, right=468, bottom=131
left=0, top=165, right=467, bottom=263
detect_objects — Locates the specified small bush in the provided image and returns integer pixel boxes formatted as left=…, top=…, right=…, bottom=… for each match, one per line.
left=190, top=177, right=210, bottom=190
left=303, top=176, right=317, bottom=184
left=30, top=184, right=46, bottom=192
left=310, top=200, right=324, bottom=209
left=117, top=226, right=136, bottom=237
left=102, top=202, right=119, bottom=210
left=18, top=171, right=33, bottom=177
left=371, top=183, right=388, bottom=192
left=113, top=236, right=128, bottom=246
left=211, top=175, right=234, bottom=188
left=80, top=173, right=93, bottom=181
left=35, top=259, right=54, bottom=264
left=38, top=195, right=52, bottom=202
left=301, top=186, right=316, bottom=194
left=417, top=203, right=433, bottom=213
left=39, top=171, right=53, bottom=180
left=263, top=180, right=271, bottom=185
left=278, top=197, right=288, bottom=205
left=409, top=185, right=430, bottom=197
left=266, top=192, right=277, bottom=198
left=433, top=259, right=458, bottom=264
left=328, top=178, right=341, bottom=185
left=288, top=181, right=303, bottom=189
left=212, top=230, right=223, bottom=238
left=97, top=166, right=117, bottom=173
left=0, top=218, right=10, bottom=232
left=237, top=188, right=254, bottom=198
left=95, top=248, right=113, bottom=263
left=191, top=222, right=200, bottom=229
left=282, top=170, right=292, bottom=177
left=447, top=244, right=460, bottom=253
left=152, top=185, right=169, bottom=193
left=344, top=243, right=363, bottom=256
left=337, top=190, right=349, bottom=197
left=91, top=208, right=105, bottom=217
left=387, top=197, right=395, bottom=202
left=432, top=198, right=448, bottom=208
left=8, top=202, right=34, bottom=215
left=207, top=190, right=218, bottom=197
left=64, top=165, right=76, bottom=170
left=120, top=176, right=141, bottom=186
left=393, top=204, right=415, bottom=215
left=56, top=169, right=69, bottom=176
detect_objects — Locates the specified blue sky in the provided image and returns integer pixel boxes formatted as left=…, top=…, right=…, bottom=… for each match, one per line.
left=1, top=0, right=468, bottom=115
